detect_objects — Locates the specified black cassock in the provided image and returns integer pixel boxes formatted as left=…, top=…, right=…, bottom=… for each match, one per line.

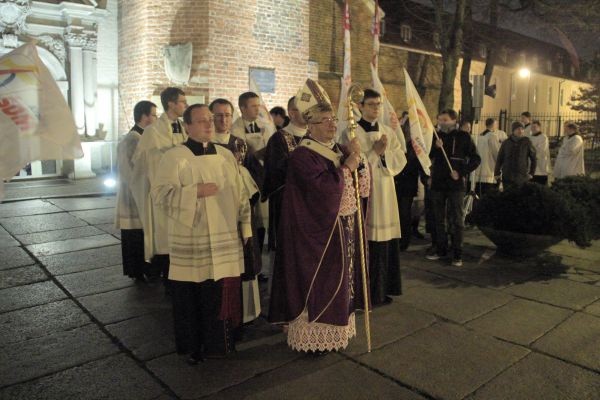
left=215, top=136, right=263, bottom=279
left=170, top=140, right=239, bottom=360
left=262, top=129, right=303, bottom=251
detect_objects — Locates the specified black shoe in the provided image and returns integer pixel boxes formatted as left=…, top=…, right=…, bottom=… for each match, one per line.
left=383, top=296, right=394, bottom=305
left=186, top=352, right=206, bottom=365
left=412, top=230, right=425, bottom=239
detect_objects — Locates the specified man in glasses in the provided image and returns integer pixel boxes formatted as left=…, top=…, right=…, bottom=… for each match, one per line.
left=209, top=98, right=262, bottom=325
left=342, top=88, right=406, bottom=307
left=132, top=87, right=187, bottom=291
left=269, top=79, right=370, bottom=354
left=152, top=104, right=252, bottom=363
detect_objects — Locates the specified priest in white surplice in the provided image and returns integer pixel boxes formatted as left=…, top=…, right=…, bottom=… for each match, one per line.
left=231, top=91, right=274, bottom=269
left=131, top=87, right=187, bottom=287
left=115, top=100, right=157, bottom=282
left=553, top=122, right=585, bottom=179
left=152, top=104, right=252, bottom=364
left=341, top=88, right=407, bottom=306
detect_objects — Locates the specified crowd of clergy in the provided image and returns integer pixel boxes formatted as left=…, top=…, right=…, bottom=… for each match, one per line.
left=114, top=80, right=587, bottom=364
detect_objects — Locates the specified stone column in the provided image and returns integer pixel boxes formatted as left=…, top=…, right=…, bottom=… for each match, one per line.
left=82, top=39, right=98, bottom=137
left=66, top=34, right=86, bottom=135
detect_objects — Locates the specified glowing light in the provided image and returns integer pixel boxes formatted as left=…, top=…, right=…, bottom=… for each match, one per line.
left=518, top=68, right=531, bottom=78
left=103, top=178, right=117, bottom=188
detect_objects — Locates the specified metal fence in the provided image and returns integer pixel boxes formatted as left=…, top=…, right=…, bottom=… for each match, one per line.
left=476, top=110, right=600, bottom=173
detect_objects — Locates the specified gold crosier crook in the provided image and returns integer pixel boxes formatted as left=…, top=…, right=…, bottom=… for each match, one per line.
left=346, top=83, right=372, bottom=353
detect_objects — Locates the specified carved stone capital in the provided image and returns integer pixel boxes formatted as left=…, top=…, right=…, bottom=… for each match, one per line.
left=65, top=31, right=97, bottom=51
left=0, top=0, right=31, bottom=35
left=36, top=34, right=67, bottom=65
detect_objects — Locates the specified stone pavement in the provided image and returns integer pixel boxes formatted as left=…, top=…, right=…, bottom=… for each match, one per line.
left=0, top=195, right=599, bottom=399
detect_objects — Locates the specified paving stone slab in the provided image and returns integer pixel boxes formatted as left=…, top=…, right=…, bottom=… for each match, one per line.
left=57, top=264, right=135, bottom=297
left=548, top=241, right=600, bottom=262
left=0, top=265, right=47, bottom=289
left=147, top=342, right=300, bottom=399
left=0, top=212, right=87, bottom=235
left=398, top=284, right=513, bottom=324
left=95, top=223, right=121, bottom=238
left=584, top=300, right=600, bottom=317
left=504, top=278, right=600, bottom=310
left=27, top=234, right=120, bottom=257
left=79, top=285, right=171, bottom=325
left=0, top=299, right=90, bottom=345
left=344, top=302, right=436, bottom=356
left=466, top=299, right=573, bottom=345
left=203, top=355, right=341, bottom=400
left=402, top=267, right=451, bottom=289
left=533, top=312, right=600, bottom=372
left=210, top=359, right=427, bottom=400
left=0, top=246, right=34, bottom=270
left=0, top=199, right=62, bottom=218
left=469, top=353, right=600, bottom=400
left=70, top=208, right=115, bottom=225
left=0, top=281, right=66, bottom=313
left=49, top=196, right=116, bottom=211
left=106, top=312, right=176, bottom=361
left=16, top=225, right=105, bottom=245
left=358, top=322, right=529, bottom=400
left=0, top=226, right=18, bottom=248
left=424, top=261, right=541, bottom=289
left=0, top=324, right=119, bottom=387
left=39, top=244, right=122, bottom=275
left=0, top=354, right=165, bottom=400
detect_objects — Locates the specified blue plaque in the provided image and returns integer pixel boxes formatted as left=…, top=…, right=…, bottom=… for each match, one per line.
left=249, top=68, right=276, bottom=93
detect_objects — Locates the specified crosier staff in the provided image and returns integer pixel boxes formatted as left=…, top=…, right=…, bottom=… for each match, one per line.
left=346, top=83, right=372, bottom=353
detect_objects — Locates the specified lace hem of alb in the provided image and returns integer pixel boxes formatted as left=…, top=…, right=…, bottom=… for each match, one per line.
left=287, top=311, right=356, bottom=353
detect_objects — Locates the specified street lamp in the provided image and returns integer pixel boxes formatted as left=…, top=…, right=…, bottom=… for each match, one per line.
left=518, top=67, right=531, bottom=78
left=508, top=66, right=532, bottom=118
left=519, top=68, right=532, bottom=112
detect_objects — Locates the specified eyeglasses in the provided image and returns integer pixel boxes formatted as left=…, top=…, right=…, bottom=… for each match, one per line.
left=313, top=117, right=338, bottom=124
left=213, top=113, right=233, bottom=119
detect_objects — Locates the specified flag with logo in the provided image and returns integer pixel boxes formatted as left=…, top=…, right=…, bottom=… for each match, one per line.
left=0, top=43, right=82, bottom=199
left=335, top=0, right=353, bottom=141
left=403, top=68, right=433, bottom=175
left=370, top=1, right=406, bottom=151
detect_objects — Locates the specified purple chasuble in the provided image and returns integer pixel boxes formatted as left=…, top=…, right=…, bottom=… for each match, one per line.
left=269, top=141, right=367, bottom=326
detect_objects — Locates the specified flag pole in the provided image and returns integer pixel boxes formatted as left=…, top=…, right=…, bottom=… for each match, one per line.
left=431, top=129, right=455, bottom=173
left=346, top=83, right=372, bottom=353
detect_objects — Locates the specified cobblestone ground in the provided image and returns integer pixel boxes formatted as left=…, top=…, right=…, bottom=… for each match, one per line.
left=0, top=195, right=599, bottom=399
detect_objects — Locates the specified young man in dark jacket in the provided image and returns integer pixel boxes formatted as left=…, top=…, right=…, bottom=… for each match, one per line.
left=426, top=109, right=480, bottom=267
left=494, top=121, right=536, bottom=187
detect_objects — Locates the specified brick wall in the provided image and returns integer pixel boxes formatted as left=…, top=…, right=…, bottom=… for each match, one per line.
left=309, top=0, right=443, bottom=117
left=118, top=0, right=312, bottom=132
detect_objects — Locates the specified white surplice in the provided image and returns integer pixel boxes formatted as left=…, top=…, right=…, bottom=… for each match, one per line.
left=131, top=113, right=187, bottom=261
left=342, top=122, right=406, bottom=241
left=115, top=128, right=143, bottom=229
left=553, top=134, right=585, bottom=179
left=151, top=144, right=252, bottom=283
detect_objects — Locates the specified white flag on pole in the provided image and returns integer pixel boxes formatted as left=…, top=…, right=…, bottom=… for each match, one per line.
left=0, top=43, right=83, bottom=199
left=403, top=68, right=434, bottom=175
left=370, top=1, right=406, bottom=152
left=336, top=0, right=352, bottom=141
